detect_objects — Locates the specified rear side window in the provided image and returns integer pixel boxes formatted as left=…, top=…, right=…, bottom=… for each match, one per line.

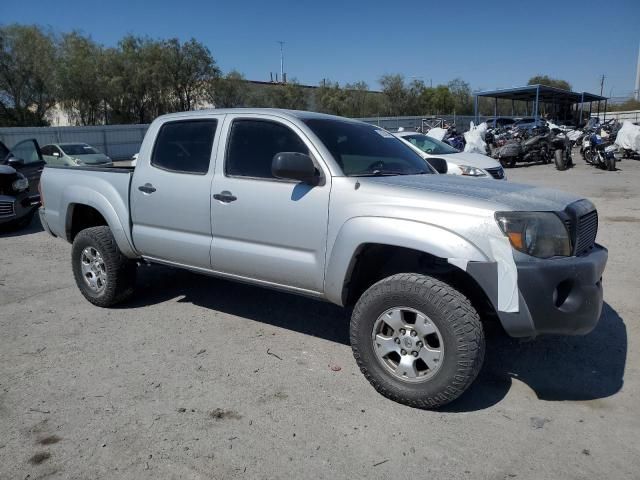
left=151, top=120, right=217, bottom=174
left=225, top=119, right=309, bottom=179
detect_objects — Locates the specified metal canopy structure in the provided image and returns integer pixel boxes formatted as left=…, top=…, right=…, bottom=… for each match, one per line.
left=474, top=84, right=608, bottom=126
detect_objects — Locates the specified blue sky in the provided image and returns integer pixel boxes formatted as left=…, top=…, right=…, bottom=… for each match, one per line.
left=2, top=0, right=639, bottom=97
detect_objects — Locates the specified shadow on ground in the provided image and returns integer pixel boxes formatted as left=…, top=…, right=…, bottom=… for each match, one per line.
left=127, top=265, right=626, bottom=411
left=0, top=213, right=43, bottom=237
left=443, top=301, right=626, bottom=412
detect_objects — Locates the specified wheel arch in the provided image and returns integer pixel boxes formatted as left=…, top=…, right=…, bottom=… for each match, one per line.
left=324, top=217, right=490, bottom=307
left=61, top=186, right=137, bottom=258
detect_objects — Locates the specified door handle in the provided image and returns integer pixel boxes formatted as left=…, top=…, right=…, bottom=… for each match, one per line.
left=213, top=191, right=237, bottom=203
left=138, top=183, right=156, bottom=194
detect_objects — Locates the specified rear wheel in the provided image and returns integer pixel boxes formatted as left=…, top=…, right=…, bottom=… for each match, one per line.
left=350, top=273, right=485, bottom=409
left=606, top=155, right=616, bottom=171
left=71, top=226, right=136, bottom=307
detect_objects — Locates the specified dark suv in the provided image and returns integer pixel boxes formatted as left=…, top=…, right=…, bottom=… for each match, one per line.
left=0, top=139, right=45, bottom=230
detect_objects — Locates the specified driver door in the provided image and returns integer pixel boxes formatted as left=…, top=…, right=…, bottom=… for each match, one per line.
left=209, top=115, right=331, bottom=293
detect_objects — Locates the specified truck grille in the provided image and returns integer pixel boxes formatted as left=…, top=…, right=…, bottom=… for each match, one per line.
left=485, top=166, right=505, bottom=179
left=0, top=200, right=15, bottom=217
left=574, top=210, right=598, bottom=255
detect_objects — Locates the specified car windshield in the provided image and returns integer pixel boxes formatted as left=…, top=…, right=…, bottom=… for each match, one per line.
left=303, top=119, right=433, bottom=176
left=399, top=134, right=459, bottom=155
left=60, top=144, right=99, bottom=155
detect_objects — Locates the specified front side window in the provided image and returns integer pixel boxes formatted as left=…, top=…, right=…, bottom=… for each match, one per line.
left=6, top=140, right=42, bottom=165
left=151, top=120, right=217, bottom=174
left=226, top=119, right=309, bottom=179
left=41, top=145, right=54, bottom=156
left=304, top=119, right=432, bottom=176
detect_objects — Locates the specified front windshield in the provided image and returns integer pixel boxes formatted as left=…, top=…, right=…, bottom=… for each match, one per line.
left=400, top=134, right=459, bottom=155
left=303, top=119, right=433, bottom=176
left=61, top=144, right=99, bottom=155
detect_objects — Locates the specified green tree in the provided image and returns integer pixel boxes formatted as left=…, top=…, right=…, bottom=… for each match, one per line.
left=379, top=74, right=409, bottom=116
left=343, top=81, right=371, bottom=117
left=107, top=35, right=170, bottom=124
left=0, top=24, right=58, bottom=126
left=315, top=79, right=347, bottom=115
left=430, top=85, right=455, bottom=114
left=610, top=98, right=640, bottom=111
left=528, top=75, right=572, bottom=91
left=267, top=80, right=307, bottom=110
left=209, top=70, right=248, bottom=108
left=57, top=32, right=106, bottom=125
left=164, top=38, right=219, bottom=111
left=447, top=78, right=473, bottom=114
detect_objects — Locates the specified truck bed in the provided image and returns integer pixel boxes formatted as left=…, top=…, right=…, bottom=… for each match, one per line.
left=39, top=164, right=136, bottom=256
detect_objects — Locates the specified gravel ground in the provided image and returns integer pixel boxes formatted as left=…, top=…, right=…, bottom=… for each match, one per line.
left=1, top=153, right=638, bottom=480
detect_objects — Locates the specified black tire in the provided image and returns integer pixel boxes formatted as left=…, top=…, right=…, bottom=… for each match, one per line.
left=554, top=149, right=567, bottom=171
left=350, top=273, right=485, bottom=409
left=71, top=226, right=136, bottom=307
left=606, top=155, right=616, bottom=171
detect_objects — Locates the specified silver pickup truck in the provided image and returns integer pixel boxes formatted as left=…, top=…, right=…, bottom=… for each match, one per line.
left=39, top=109, right=607, bottom=408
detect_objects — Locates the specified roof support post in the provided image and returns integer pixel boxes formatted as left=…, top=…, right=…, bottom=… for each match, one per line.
left=494, top=97, right=498, bottom=118
left=474, top=95, right=479, bottom=124
left=603, top=99, right=607, bottom=122
left=511, top=99, right=515, bottom=116
left=534, top=85, right=540, bottom=122
left=579, top=92, right=584, bottom=126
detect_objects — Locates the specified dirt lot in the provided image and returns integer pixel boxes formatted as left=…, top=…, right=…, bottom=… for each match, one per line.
left=1, top=154, right=639, bottom=480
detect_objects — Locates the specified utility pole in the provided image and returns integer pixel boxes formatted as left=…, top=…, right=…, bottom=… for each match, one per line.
left=599, top=74, right=605, bottom=96
left=635, top=41, right=640, bottom=101
left=277, top=41, right=285, bottom=83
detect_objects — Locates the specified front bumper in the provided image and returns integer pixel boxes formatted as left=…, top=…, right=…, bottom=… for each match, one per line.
left=0, top=193, right=38, bottom=225
left=38, top=207, right=56, bottom=237
left=497, top=245, right=608, bottom=337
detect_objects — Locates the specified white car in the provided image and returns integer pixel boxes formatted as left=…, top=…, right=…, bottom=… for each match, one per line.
left=394, top=131, right=506, bottom=180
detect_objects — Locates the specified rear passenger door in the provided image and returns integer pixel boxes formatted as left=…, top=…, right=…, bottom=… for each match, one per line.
left=131, top=117, right=221, bottom=268
left=209, top=114, right=330, bottom=293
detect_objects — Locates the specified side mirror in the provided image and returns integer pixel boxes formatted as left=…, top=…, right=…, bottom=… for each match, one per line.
left=272, top=152, right=320, bottom=185
left=426, top=157, right=448, bottom=174
left=7, top=156, right=24, bottom=167
left=52, top=151, right=60, bottom=157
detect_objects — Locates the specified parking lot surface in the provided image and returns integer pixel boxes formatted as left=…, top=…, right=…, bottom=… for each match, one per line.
left=1, top=155, right=639, bottom=479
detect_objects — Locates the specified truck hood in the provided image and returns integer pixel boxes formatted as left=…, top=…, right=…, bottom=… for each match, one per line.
left=362, top=174, right=583, bottom=212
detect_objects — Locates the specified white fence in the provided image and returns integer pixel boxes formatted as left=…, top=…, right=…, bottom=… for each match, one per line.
left=0, top=124, right=149, bottom=160
left=591, top=110, right=640, bottom=123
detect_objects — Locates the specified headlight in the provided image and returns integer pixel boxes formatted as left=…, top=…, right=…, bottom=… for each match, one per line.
left=495, top=212, right=571, bottom=258
left=458, top=165, right=487, bottom=177
left=12, top=173, right=29, bottom=192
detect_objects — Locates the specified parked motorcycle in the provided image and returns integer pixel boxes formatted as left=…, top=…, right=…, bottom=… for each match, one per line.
left=583, top=133, right=616, bottom=171
left=495, top=126, right=553, bottom=167
left=443, top=126, right=465, bottom=151
left=551, top=128, right=573, bottom=171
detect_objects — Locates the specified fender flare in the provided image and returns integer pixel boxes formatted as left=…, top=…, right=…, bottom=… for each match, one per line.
left=62, top=185, right=138, bottom=258
left=324, top=216, right=489, bottom=306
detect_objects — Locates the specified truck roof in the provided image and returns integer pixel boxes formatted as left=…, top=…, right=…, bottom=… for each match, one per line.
left=155, top=108, right=365, bottom=124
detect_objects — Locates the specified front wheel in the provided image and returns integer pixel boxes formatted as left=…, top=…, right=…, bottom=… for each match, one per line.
left=350, top=273, right=485, bottom=409
left=554, top=149, right=567, bottom=170
left=71, top=226, right=136, bottom=307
